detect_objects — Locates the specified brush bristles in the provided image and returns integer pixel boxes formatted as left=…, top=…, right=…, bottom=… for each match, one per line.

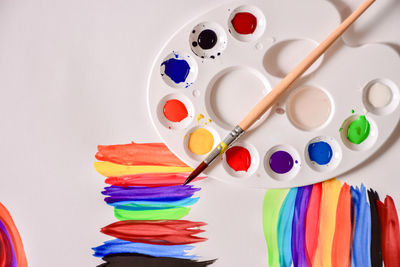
left=183, top=162, right=208, bottom=185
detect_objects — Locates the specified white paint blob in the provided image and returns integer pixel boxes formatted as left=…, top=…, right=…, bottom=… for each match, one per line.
left=287, top=86, right=332, bottom=131
left=367, top=82, right=392, bottom=108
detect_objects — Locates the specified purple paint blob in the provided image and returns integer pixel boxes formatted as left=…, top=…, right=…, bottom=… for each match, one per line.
left=269, top=150, right=294, bottom=174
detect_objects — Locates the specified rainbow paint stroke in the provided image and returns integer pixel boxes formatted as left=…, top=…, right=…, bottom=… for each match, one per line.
left=0, top=202, right=28, bottom=267
left=263, top=178, right=400, bottom=267
left=93, top=142, right=215, bottom=266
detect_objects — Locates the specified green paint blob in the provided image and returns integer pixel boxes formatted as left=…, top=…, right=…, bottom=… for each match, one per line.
left=114, top=206, right=190, bottom=221
left=262, top=189, right=289, bottom=267
left=351, top=109, right=355, bottom=114
left=347, top=115, right=370, bottom=144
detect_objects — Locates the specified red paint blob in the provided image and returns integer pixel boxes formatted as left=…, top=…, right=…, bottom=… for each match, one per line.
left=231, top=12, right=258, bottom=34
left=163, top=99, right=188, bottom=122
left=225, top=146, right=251, bottom=172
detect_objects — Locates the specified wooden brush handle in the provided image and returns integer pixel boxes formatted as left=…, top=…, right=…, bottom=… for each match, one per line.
left=238, top=0, right=375, bottom=130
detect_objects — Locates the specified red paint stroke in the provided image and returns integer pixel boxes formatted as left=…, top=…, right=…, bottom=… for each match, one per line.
left=101, top=220, right=207, bottom=245
left=105, top=173, right=206, bottom=187
left=0, top=228, right=13, bottom=267
left=0, top=202, right=27, bottom=267
left=377, top=196, right=400, bottom=267
left=231, top=12, right=257, bottom=34
left=163, top=99, right=188, bottom=123
left=225, top=146, right=251, bottom=172
left=96, top=142, right=188, bottom=167
left=305, top=182, right=322, bottom=265
left=332, top=183, right=352, bottom=267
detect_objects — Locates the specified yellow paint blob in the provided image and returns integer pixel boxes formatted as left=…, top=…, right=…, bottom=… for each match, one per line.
left=94, top=162, right=193, bottom=177
left=188, top=128, right=214, bottom=155
left=196, top=113, right=204, bottom=124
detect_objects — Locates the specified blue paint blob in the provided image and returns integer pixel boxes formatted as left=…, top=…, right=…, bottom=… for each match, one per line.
left=307, top=141, right=333, bottom=165
left=161, top=57, right=191, bottom=84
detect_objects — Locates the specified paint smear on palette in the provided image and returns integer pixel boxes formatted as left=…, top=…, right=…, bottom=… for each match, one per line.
left=269, top=150, right=293, bottom=174
left=347, top=115, right=370, bottom=144
left=101, top=220, right=206, bottom=245
left=0, top=202, right=28, bottom=267
left=161, top=56, right=190, bottom=84
left=308, top=141, right=333, bottom=165
left=263, top=178, right=400, bottom=267
left=98, top=253, right=216, bottom=267
left=163, top=99, right=188, bottom=122
left=225, top=146, right=251, bottom=172
left=231, top=12, right=257, bottom=34
left=188, top=128, right=214, bottom=155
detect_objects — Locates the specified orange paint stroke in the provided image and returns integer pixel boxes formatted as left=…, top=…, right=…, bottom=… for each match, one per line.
left=313, top=179, right=342, bottom=267
left=0, top=202, right=28, bottom=267
left=331, top=183, right=352, bottom=267
left=105, top=173, right=205, bottom=187
left=96, top=142, right=188, bottom=167
left=305, top=182, right=322, bottom=265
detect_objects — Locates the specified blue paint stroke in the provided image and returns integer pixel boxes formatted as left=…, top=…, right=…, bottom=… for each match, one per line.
left=92, top=239, right=195, bottom=259
left=161, top=56, right=191, bottom=84
left=109, top=197, right=200, bottom=210
left=308, top=141, right=333, bottom=165
left=351, top=184, right=371, bottom=267
left=291, top=185, right=312, bottom=267
left=277, top=188, right=297, bottom=267
left=0, top=219, right=17, bottom=267
left=102, top=185, right=200, bottom=204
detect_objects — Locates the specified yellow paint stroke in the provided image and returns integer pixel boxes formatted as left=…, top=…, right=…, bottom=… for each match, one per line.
left=207, top=119, right=212, bottom=123
left=94, top=161, right=193, bottom=177
left=313, top=178, right=342, bottom=267
left=196, top=113, right=204, bottom=124
left=188, top=128, right=214, bottom=155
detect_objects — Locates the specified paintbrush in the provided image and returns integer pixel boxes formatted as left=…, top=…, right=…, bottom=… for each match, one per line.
left=184, top=0, right=376, bottom=185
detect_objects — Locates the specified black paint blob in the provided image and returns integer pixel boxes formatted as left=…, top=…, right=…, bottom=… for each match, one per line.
left=197, top=29, right=217, bottom=50
left=192, top=41, right=198, bottom=47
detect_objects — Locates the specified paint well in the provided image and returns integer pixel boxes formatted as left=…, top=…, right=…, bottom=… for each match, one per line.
left=269, top=151, right=294, bottom=174
left=367, top=82, right=392, bottom=108
left=231, top=12, right=257, bottom=34
left=308, top=141, right=333, bottom=165
left=163, top=99, right=188, bottom=122
left=347, top=115, right=370, bottom=144
left=287, top=86, right=332, bottom=131
left=225, top=146, right=251, bottom=172
left=188, top=128, right=214, bottom=155
left=161, top=55, right=191, bottom=84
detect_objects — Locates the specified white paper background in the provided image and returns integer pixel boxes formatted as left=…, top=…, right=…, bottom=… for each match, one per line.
left=0, top=0, right=399, bottom=266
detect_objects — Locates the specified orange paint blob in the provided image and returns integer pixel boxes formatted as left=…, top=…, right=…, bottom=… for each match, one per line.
left=163, top=99, right=188, bottom=122
left=225, top=146, right=251, bottom=172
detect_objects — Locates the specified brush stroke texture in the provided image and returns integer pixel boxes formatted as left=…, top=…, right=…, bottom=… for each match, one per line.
left=0, top=219, right=17, bottom=267
left=332, top=183, right=352, bottom=267
left=263, top=189, right=288, bottom=267
left=114, top=207, right=190, bottom=221
left=305, top=182, right=322, bottom=265
left=277, top=188, right=297, bottom=267
left=96, top=142, right=188, bottom=167
left=351, top=185, right=371, bottom=267
left=93, top=239, right=195, bottom=259
left=110, top=198, right=200, bottom=210
left=367, top=189, right=383, bottom=267
left=101, top=220, right=207, bottom=245
left=98, top=253, right=216, bottom=267
left=377, top=196, right=400, bottom=267
left=105, top=173, right=205, bottom=187
left=313, top=179, right=341, bottom=267
left=291, top=185, right=312, bottom=267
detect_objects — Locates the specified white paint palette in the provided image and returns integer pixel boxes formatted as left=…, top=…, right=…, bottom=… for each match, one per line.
left=147, top=0, right=400, bottom=188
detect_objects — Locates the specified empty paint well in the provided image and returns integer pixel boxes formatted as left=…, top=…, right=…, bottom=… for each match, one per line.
left=264, top=145, right=300, bottom=181
left=362, top=79, right=400, bottom=116
left=287, top=86, right=333, bottom=131
left=305, top=136, right=342, bottom=172
left=228, top=5, right=266, bottom=42
left=340, top=114, right=378, bottom=151
left=160, top=51, right=198, bottom=88
left=157, top=94, right=194, bottom=130
left=190, top=22, right=227, bottom=59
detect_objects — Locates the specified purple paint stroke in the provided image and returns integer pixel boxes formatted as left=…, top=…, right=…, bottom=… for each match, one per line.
left=0, top=218, right=17, bottom=267
left=291, top=185, right=312, bottom=267
left=102, top=185, right=200, bottom=204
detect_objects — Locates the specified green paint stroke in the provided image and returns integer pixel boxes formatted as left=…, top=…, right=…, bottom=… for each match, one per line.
left=347, top=115, right=370, bottom=144
left=262, top=189, right=289, bottom=267
left=114, top=206, right=190, bottom=221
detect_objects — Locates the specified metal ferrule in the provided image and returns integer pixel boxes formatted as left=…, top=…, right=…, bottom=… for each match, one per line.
left=204, top=125, right=245, bottom=165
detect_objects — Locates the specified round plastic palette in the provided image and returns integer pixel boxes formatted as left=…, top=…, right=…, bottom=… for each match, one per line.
left=147, top=1, right=400, bottom=188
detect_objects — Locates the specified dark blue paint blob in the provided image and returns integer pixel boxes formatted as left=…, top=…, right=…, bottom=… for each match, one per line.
left=269, top=150, right=294, bottom=174
left=161, top=57, right=191, bottom=84
left=308, top=141, right=333, bottom=165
